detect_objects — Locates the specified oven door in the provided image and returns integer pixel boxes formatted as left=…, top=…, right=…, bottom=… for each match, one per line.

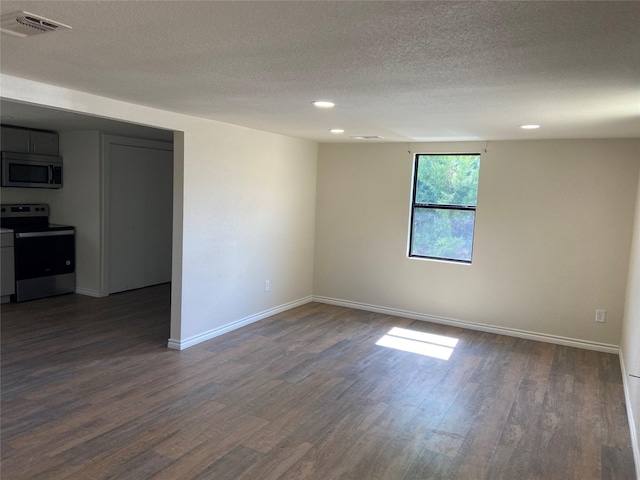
left=13, top=230, right=75, bottom=302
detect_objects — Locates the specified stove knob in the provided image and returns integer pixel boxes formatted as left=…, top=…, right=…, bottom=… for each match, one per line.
left=66, top=260, right=71, bottom=266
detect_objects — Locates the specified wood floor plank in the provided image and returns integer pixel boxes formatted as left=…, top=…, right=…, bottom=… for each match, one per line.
left=234, top=440, right=313, bottom=480
left=148, top=414, right=268, bottom=480
left=481, top=342, right=555, bottom=479
left=1, top=285, right=636, bottom=479
left=602, top=445, right=637, bottom=480
left=453, top=380, right=525, bottom=479
left=139, top=400, right=226, bottom=460
left=241, top=376, right=355, bottom=453
left=188, top=444, right=263, bottom=480
left=337, top=403, right=446, bottom=480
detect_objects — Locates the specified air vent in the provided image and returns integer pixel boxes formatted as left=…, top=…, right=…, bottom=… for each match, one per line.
left=350, top=135, right=384, bottom=140
left=1, top=11, right=71, bottom=37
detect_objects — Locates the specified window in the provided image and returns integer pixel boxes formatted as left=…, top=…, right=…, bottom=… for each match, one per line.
left=409, top=153, right=480, bottom=263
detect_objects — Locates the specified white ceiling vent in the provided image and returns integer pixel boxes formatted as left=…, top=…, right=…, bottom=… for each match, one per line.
left=1, top=11, right=71, bottom=38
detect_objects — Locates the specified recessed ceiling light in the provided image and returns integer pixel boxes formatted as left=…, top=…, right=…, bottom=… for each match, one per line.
left=313, top=101, right=335, bottom=108
left=330, top=129, right=344, bottom=134
left=520, top=124, right=540, bottom=130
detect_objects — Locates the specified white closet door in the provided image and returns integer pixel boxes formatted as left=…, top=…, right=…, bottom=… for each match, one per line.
left=109, top=144, right=172, bottom=294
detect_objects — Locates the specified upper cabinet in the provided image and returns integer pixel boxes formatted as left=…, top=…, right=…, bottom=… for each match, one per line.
left=1, top=126, right=59, bottom=156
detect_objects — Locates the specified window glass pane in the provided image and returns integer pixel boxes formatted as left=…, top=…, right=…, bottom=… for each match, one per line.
left=415, top=154, right=480, bottom=206
left=410, top=207, right=475, bottom=262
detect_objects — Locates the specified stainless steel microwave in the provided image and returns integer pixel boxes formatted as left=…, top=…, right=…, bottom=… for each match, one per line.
left=1, top=152, right=63, bottom=189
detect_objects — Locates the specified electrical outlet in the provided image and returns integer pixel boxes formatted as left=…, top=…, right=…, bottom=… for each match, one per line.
left=595, top=309, right=606, bottom=323
left=265, top=280, right=270, bottom=292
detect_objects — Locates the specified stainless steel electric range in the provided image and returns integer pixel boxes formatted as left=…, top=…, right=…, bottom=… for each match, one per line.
left=0, top=204, right=75, bottom=302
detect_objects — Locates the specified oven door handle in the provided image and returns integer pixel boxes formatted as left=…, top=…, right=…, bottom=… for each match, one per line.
left=16, top=230, right=75, bottom=238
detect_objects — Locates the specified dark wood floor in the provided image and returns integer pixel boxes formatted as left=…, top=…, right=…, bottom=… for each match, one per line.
left=1, top=285, right=636, bottom=479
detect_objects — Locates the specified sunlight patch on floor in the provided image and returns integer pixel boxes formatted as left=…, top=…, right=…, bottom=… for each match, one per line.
left=376, top=327, right=459, bottom=360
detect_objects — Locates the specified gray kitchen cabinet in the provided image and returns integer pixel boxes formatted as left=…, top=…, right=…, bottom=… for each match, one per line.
left=1, top=126, right=30, bottom=153
left=1, top=230, right=15, bottom=300
left=1, top=126, right=59, bottom=155
left=29, top=130, right=59, bottom=155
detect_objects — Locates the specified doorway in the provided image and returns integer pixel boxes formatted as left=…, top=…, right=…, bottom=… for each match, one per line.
left=102, top=135, right=173, bottom=294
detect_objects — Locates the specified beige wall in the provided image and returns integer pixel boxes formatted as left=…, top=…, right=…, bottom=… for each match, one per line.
left=621, top=166, right=640, bottom=468
left=2, top=74, right=318, bottom=347
left=2, top=74, right=637, bottom=353
left=315, top=140, right=640, bottom=347
left=179, top=124, right=317, bottom=340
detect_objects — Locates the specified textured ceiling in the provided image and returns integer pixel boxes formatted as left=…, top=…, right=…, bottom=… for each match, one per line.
left=1, top=1, right=639, bottom=142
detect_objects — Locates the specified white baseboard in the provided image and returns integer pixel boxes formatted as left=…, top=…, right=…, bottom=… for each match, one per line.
left=75, top=288, right=106, bottom=298
left=312, top=296, right=620, bottom=354
left=619, top=349, right=640, bottom=480
left=167, top=296, right=313, bottom=350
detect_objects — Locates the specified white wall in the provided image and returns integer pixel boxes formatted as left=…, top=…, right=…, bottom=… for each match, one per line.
left=180, top=126, right=317, bottom=341
left=1, top=181, right=57, bottom=205
left=1, top=74, right=318, bottom=348
left=55, top=131, right=102, bottom=295
left=315, top=140, right=640, bottom=348
left=621, top=166, right=640, bottom=473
